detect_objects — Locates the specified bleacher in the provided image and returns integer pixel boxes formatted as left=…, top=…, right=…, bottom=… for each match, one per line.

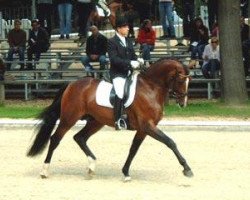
left=1, top=36, right=248, bottom=101
left=1, top=19, right=249, bottom=101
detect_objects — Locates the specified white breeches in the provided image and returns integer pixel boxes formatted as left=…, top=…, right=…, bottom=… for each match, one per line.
left=113, top=77, right=126, bottom=99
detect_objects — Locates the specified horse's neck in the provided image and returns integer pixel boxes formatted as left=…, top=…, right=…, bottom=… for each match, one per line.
left=144, top=67, right=172, bottom=88
left=139, top=75, right=168, bottom=106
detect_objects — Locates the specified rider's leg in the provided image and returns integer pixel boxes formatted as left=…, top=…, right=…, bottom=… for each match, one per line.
left=113, top=77, right=127, bottom=130
left=114, top=95, right=124, bottom=130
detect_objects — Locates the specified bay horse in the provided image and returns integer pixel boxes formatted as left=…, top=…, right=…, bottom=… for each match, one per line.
left=27, top=59, right=193, bottom=181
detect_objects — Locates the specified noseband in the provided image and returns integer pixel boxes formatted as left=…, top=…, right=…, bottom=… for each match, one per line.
left=170, top=73, right=189, bottom=99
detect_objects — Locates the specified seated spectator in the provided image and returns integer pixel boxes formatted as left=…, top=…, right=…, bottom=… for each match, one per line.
left=188, top=17, right=209, bottom=68
left=6, top=19, right=26, bottom=71
left=81, top=25, right=108, bottom=78
left=137, top=19, right=156, bottom=62
left=27, top=20, right=50, bottom=70
left=0, top=58, right=5, bottom=80
left=201, top=37, right=220, bottom=78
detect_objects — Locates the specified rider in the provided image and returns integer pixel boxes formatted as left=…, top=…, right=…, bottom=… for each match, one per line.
left=107, top=16, right=144, bottom=130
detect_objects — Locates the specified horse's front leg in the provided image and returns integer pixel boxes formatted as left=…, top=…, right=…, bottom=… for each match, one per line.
left=122, top=132, right=146, bottom=181
left=148, top=126, right=194, bottom=177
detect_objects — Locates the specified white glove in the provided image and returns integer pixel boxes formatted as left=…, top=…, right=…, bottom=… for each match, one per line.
left=137, top=58, right=144, bottom=65
left=130, top=61, right=140, bottom=69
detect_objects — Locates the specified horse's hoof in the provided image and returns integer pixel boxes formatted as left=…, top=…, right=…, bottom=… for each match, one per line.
left=123, top=176, right=132, bottom=182
left=40, top=174, right=48, bottom=179
left=40, top=171, right=49, bottom=179
left=40, top=163, right=50, bottom=178
left=183, top=169, right=194, bottom=177
left=88, top=169, right=95, bottom=176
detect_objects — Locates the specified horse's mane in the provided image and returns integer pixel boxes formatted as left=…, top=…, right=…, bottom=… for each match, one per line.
left=140, top=58, right=189, bottom=77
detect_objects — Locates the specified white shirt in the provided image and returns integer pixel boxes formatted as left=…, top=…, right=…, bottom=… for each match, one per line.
left=202, top=44, right=220, bottom=66
left=116, top=32, right=126, bottom=47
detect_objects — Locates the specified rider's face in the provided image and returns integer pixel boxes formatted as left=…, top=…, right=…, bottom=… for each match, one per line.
left=117, top=25, right=129, bottom=37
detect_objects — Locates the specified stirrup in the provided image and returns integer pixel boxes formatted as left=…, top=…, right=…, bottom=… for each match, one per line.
left=115, top=118, right=127, bottom=130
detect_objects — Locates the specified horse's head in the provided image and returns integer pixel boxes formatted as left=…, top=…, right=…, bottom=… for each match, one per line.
left=142, top=59, right=190, bottom=107
left=169, top=65, right=190, bottom=108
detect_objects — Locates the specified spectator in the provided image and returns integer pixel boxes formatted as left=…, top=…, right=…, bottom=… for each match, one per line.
left=36, top=0, right=53, bottom=37
left=211, top=22, right=219, bottom=38
left=241, top=17, right=250, bottom=76
left=182, top=0, right=195, bottom=38
left=151, top=0, right=160, bottom=22
left=158, top=0, right=176, bottom=39
left=188, top=17, right=209, bottom=68
left=54, top=0, right=73, bottom=39
left=205, top=0, right=218, bottom=33
left=137, top=19, right=156, bottom=62
left=75, top=0, right=95, bottom=44
left=202, top=37, right=220, bottom=78
left=240, top=0, right=248, bottom=18
left=122, top=1, right=136, bottom=38
left=6, top=19, right=26, bottom=71
left=240, top=16, right=249, bottom=42
left=0, top=58, right=5, bottom=80
left=133, top=0, right=152, bottom=24
left=81, top=25, right=108, bottom=78
left=27, top=20, right=50, bottom=70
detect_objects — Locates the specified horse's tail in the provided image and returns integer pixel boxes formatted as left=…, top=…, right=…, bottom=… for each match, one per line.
left=27, top=84, right=68, bottom=157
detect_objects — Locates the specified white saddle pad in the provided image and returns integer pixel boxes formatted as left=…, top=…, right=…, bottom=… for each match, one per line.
left=96, top=73, right=138, bottom=108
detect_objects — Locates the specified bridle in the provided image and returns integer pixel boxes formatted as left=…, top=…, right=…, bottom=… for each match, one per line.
left=170, top=73, right=190, bottom=100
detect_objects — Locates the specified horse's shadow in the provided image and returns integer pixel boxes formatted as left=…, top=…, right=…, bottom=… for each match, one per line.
left=25, top=163, right=178, bottom=183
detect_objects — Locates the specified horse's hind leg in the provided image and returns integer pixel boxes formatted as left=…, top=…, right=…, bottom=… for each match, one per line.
left=40, top=119, right=78, bottom=178
left=73, top=119, right=104, bottom=176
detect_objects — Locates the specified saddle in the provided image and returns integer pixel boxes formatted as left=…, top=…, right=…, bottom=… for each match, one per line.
left=96, top=73, right=138, bottom=108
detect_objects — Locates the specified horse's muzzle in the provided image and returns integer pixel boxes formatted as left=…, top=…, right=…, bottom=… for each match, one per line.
left=172, top=92, right=188, bottom=108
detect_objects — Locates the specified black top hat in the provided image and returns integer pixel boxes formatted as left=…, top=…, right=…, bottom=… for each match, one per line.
left=115, top=16, right=128, bottom=28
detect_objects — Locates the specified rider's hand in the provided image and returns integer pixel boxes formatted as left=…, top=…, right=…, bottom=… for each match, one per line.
left=137, top=58, right=144, bottom=65
left=130, top=61, right=140, bottom=69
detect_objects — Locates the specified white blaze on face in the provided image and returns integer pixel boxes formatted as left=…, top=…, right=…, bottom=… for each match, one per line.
left=184, top=77, right=189, bottom=107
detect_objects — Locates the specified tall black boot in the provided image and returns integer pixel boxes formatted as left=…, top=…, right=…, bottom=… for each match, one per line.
left=114, top=96, right=127, bottom=130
